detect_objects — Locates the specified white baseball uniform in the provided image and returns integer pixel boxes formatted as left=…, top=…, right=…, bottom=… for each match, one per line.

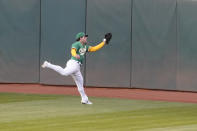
left=42, top=32, right=106, bottom=104
left=43, top=41, right=90, bottom=103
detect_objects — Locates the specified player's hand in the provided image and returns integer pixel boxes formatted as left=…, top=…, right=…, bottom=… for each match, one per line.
left=75, top=54, right=80, bottom=59
left=104, top=33, right=112, bottom=44
left=103, top=38, right=107, bottom=43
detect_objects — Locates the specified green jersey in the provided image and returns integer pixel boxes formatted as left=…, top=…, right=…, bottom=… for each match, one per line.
left=71, top=41, right=90, bottom=63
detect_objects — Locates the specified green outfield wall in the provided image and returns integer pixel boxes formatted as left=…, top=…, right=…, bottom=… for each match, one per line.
left=86, top=0, right=132, bottom=87
left=131, top=0, right=177, bottom=90
left=0, top=0, right=40, bottom=83
left=39, top=0, right=86, bottom=85
left=0, top=0, right=197, bottom=92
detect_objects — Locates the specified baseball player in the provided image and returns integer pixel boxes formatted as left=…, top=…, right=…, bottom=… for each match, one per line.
left=41, top=32, right=112, bottom=104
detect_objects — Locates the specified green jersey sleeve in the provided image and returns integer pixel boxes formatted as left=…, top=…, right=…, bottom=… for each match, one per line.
left=71, top=42, right=79, bottom=50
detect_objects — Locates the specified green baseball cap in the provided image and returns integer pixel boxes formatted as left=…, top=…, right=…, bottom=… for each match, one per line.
left=75, top=32, right=88, bottom=40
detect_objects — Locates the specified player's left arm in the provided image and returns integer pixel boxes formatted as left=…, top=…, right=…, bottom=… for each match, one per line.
left=88, top=39, right=106, bottom=52
left=88, top=33, right=112, bottom=52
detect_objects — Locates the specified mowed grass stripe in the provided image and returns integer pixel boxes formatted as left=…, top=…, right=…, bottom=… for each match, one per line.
left=1, top=107, right=197, bottom=131
left=0, top=93, right=64, bottom=103
left=141, top=125, right=197, bottom=131
left=0, top=93, right=197, bottom=131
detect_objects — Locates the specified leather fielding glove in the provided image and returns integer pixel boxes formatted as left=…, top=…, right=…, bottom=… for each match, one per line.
left=104, top=33, right=112, bottom=44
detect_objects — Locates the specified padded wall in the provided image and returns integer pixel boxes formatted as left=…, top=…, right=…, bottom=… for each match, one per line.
left=131, top=0, right=177, bottom=90
left=86, top=0, right=131, bottom=87
left=177, top=0, right=197, bottom=91
left=0, top=0, right=40, bottom=83
left=1, top=0, right=197, bottom=92
left=40, top=0, right=86, bottom=85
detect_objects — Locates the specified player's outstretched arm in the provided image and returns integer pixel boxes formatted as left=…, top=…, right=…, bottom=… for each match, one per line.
left=88, top=39, right=106, bottom=52
left=88, top=33, right=112, bottom=52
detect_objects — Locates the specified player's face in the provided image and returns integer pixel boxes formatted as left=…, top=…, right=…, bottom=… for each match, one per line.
left=81, top=36, right=88, bottom=43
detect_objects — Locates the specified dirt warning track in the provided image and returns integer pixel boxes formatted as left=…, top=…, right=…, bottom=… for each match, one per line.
left=0, top=84, right=197, bottom=103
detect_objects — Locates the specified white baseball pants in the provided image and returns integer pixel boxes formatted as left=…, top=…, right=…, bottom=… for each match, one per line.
left=45, top=59, right=89, bottom=102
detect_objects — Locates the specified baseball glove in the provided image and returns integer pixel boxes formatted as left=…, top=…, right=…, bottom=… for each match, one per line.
left=104, top=33, right=112, bottom=44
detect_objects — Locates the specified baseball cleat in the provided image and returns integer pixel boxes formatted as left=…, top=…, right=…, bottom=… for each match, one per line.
left=41, top=61, right=48, bottom=68
left=81, top=100, right=93, bottom=105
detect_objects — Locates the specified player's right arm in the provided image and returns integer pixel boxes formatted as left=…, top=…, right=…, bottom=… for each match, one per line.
left=71, top=48, right=80, bottom=59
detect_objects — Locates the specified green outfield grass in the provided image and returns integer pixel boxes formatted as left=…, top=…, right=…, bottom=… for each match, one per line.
left=0, top=93, right=197, bottom=131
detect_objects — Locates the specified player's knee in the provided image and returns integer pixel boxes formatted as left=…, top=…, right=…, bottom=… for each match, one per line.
left=61, top=71, right=69, bottom=76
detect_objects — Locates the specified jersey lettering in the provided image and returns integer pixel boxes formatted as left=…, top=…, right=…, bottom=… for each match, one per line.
left=79, top=47, right=86, bottom=56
